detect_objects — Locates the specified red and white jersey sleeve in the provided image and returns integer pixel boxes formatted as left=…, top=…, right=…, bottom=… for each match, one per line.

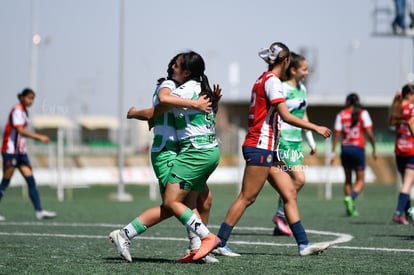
left=334, top=108, right=372, bottom=148
left=395, top=103, right=414, bottom=156
left=1, top=104, right=28, bottom=154
left=243, top=72, right=285, bottom=151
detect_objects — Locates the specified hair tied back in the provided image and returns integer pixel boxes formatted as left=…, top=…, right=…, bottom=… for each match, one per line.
left=258, top=45, right=282, bottom=64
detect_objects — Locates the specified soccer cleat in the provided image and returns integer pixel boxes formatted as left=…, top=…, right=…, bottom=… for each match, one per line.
left=406, top=207, right=414, bottom=224
left=0, top=214, right=5, bottom=221
left=205, top=253, right=219, bottom=263
left=273, top=226, right=282, bottom=236
left=193, top=233, right=221, bottom=261
left=299, top=242, right=330, bottom=256
left=109, top=229, right=132, bottom=262
left=408, top=207, right=414, bottom=218
left=35, top=210, right=57, bottom=220
left=272, top=216, right=293, bottom=236
left=212, top=244, right=241, bottom=257
left=350, top=209, right=359, bottom=217
left=344, top=196, right=357, bottom=216
left=176, top=250, right=197, bottom=263
left=392, top=214, right=409, bottom=225
left=177, top=250, right=219, bottom=264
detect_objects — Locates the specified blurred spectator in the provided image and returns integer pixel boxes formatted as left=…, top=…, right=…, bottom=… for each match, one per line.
left=392, top=0, right=406, bottom=34
left=392, top=0, right=414, bottom=34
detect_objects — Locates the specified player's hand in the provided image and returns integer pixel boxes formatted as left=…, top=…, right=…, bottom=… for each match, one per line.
left=213, top=84, right=222, bottom=102
left=127, top=107, right=137, bottom=119
left=314, top=126, right=331, bottom=138
left=310, top=148, right=317, bottom=155
left=330, top=152, right=335, bottom=165
left=39, top=135, right=49, bottom=143
left=194, top=95, right=212, bottom=113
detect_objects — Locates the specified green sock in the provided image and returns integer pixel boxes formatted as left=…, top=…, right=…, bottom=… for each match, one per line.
left=278, top=197, right=284, bottom=209
left=179, top=208, right=194, bottom=224
left=179, top=208, right=210, bottom=239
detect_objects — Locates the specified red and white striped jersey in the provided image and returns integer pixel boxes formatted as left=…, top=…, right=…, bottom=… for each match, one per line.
left=395, top=102, right=414, bottom=156
left=334, top=107, right=373, bottom=148
left=2, top=103, right=28, bottom=154
left=243, top=71, right=285, bottom=151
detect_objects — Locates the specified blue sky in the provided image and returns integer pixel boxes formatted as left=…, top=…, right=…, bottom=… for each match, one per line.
left=1, top=0, right=413, bottom=127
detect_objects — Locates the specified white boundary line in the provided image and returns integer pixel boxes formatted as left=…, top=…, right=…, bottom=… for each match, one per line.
left=1, top=222, right=413, bottom=253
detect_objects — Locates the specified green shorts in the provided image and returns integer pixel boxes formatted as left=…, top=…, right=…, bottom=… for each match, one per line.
left=278, top=140, right=304, bottom=168
left=168, top=146, right=220, bottom=192
left=151, top=150, right=177, bottom=194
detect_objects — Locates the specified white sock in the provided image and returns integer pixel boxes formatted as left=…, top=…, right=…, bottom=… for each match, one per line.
left=123, top=223, right=138, bottom=239
left=187, top=230, right=201, bottom=251
left=185, top=213, right=210, bottom=239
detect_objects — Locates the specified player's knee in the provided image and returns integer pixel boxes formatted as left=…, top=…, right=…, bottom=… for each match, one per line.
left=244, top=196, right=257, bottom=207
left=198, top=192, right=213, bottom=212
left=282, top=189, right=297, bottom=203
left=295, top=178, right=305, bottom=190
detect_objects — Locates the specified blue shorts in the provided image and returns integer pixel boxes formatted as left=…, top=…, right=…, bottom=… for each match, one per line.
left=242, top=146, right=274, bottom=167
left=395, top=155, right=414, bottom=174
left=2, top=153, right=31, bottom=168
left=340, top=145, right=365, bottom=171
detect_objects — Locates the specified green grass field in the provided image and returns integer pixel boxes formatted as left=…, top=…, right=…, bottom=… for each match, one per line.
left=0, top=183, right=413, bottom=275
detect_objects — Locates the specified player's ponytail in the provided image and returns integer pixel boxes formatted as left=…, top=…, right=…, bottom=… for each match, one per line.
left=199, top=74, right=218, bottom=114
left=346, top=93, right=361, bottom=127
left=389, top=93, right=403, bottom=127
left=258, top=42, right=290, bottom=71
left=181, top=51, right=218, bottom=113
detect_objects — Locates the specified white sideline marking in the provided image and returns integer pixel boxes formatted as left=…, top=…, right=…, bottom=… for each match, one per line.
left=0, top=222, right=352, bottom=244
left=0, top=222, right=413, bottom=253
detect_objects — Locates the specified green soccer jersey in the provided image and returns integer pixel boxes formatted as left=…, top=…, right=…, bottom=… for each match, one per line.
left=170, top=80, right=218, bottom=151
left=280, top=81, right=308, bottom=142
left=151, top=79, right=179, bottom=153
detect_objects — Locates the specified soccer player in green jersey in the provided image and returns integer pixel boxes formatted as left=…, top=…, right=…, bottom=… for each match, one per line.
left=272, top=52, right=317, bottom=236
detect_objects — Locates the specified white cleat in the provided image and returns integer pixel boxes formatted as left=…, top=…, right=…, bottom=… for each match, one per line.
left=299, top=242, right=330, bottom=256
left=212, top=245, right=241, bottom=257
left=408, top=207, right=414, bottom=218
left=0, top=214, right=5, bottom=221
left=35, top=210, right=57, bottom=220
left=205, top=253, right=220, bottom=263
left=109, top=229, right=132, bottom=262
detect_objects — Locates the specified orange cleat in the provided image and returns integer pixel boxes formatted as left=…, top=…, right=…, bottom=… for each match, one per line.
left=193, top=234, right=221, bottom=261
left=176, top=250, right=197, bottom=263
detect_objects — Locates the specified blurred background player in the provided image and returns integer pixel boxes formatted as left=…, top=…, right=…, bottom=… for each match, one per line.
left=272, top=52, right=317, bottom=236
left=0, top=88, right=57, bottom=220
left=330, top=93, right=377, bottom=217
left=389, top=84, right=414, bottom=224
left=392, top=0, right=407, bottom=34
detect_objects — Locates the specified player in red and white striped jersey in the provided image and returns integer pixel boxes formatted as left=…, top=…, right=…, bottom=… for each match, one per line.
left=331, top=93, right=377, bottom=217
left=389, top=84, right=414, bottom=224
left=215, top=42, right=332, bottom=257
left=0, top=88, right=56, bottom=221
